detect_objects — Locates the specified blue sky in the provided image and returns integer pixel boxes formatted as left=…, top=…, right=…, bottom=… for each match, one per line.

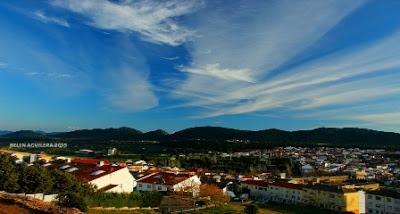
left=1, top=0, right=400, bottom=132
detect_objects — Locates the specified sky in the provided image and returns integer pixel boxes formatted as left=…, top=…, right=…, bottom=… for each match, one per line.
left=1, top=0, right=400, bottom=133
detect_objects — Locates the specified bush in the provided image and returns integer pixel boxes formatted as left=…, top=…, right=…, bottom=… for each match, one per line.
left=56, top=192, right=88, bottom=212
left=85, top=191, right=162, bottom=208
left=244, top=204, right=258, bottom=214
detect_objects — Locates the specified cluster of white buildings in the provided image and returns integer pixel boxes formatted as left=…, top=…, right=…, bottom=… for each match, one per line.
left=43, top=158, right=202, bottom=195
left=7, top=152, right=202, bottom=195
left=241, top=178, right=400, bottom=214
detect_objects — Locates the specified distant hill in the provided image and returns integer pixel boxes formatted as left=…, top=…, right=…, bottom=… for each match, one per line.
left=2, top=130, right=48, bottom=139
left=54, top=127, right=143, bottom=140
left=142, top=129, right=169, bottom=140
left=170, top=126, right=400, bottom=145
left=0, top=130, right=12, bottom=136
left=1, top=126, right=399, bottom=146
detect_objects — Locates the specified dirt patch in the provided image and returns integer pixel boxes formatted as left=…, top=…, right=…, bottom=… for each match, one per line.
left=0, top=199, right=36, bottom=214
left=0, top=192, right=83, bottom=214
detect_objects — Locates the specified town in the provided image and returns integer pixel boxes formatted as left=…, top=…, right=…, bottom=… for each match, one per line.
left=1, top=146, right=399, bottom=214
left=2, top=0, right=400, bottom=213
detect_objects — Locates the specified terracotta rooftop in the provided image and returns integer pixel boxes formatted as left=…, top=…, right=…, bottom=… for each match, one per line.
left=136, top=172, right=195, bottom=186
left=47, top=159, right=124, bottom=182
left=72, top=165, right=125, bottom=182
left=367, top=188, right=400, bottom=199
left=270, top=181, right=303, bottom=190
left=242, top=180, right=271, bottom=187
left=71, top=159, right=110, bottom=166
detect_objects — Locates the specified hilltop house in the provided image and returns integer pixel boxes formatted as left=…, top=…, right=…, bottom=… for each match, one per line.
left=46, top=159, right=136, bottom=193
left=366, top=189, right=400, bottom=214
left=136, top=171, right=201, bottom=196
left=241, top=180, right=303, bottom=203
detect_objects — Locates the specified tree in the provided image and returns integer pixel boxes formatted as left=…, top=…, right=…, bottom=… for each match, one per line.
left=0, top=153, right=19, bottom=192
left=50, top=170, right=76, bottom=194
left=245, top=204, right=258, bottom=214
left=50, top=169, right=94, bottom=196
left=56, top=192, right=88, bottom=212
left=17, top=164, right=53, bottom=194
left=199, top=184, right=229, bottom=204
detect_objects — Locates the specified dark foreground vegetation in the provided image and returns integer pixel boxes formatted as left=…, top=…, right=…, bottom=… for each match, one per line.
left=0, top=153, right=162, bottom=212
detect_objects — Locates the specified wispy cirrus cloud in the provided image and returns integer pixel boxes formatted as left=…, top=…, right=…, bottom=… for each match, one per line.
left=161, top=56, right=180, bottom=61
left=172, top=0, right=368, bottom=115
left=52, top=0, right=204, bottom=46
left=189, top=30, right=400, bottom=118
left=352, top=112, right=400, bottom=125
left=179, top=63, right=254, bottom=83
left=34, top=10, right=70, bottom=27
left=104, top=67, right=158, bottom=111
left=0, top=61, right=7, bottom=68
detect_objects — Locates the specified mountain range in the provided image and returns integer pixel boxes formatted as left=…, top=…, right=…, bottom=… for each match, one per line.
left=1, top=126, right=400, bottom=145
left=0, top=130, right=12, bottom=136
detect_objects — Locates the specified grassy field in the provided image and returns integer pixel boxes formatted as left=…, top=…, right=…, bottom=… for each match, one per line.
left=255, top=202, right=343, bottom=214
left=87, top=208, right=158, bottom=214
left=187, top=203, right=342, bottom=214
left=85, top=192, right=162, bottom=208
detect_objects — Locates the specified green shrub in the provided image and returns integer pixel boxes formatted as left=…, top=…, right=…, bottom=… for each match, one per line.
left=57, top=192, right=88, bottom=212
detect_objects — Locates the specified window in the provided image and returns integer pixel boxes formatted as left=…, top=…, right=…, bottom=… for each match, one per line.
left=368, top=195, right=373, bottom=199
left=90, top=170, right=105, bottom=176
left=147, top=184, right=151, bottom=188
left=157, top=186, right=162, bottom=190
left=59, top=165, right=70, bottom=170
left=376, top=196, right=381, bottom=200
left=65, top=167, right=78, bottom=172
left=138, top=184, right=142, bottom=187
left=387, top=198, right=392, bottom=202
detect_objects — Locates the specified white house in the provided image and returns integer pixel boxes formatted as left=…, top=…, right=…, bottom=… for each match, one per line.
left=107, top=148, right=117, bottom=156
left=241, top=180, right=271, bottom=201
left=136, top=171, right=201, bottom=196
left=241, top=180, right=303, bottom=204
left=365, top=189, right=400, bottom=214
left=53, top=159, right=136, bottom=193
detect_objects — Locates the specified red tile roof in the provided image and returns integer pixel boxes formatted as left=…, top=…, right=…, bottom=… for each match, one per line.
left=242, top=180, right=271, bottom=187
left=71, top=159, right=110, bottom=166
left=270, top=182, right=303, bottom=190
left=242, top=180, right=303, bottom=189
left=136, top=172, right=194, bottom=186
left=72, top=165, right=125, bottom=182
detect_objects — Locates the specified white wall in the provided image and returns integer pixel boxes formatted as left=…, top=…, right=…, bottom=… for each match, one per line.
left=365, top=193, right=400, bottom=214
left=136, top=182, right=169, bottom=192
left=136, top=175, right=201, bottom=196
left=91, top=167, right=136, bottom=193
left=358, top=191, right=366, bottom=214
left=242, top=183, right=302, bottom=204
left=173, top=175, right=201, bottom=196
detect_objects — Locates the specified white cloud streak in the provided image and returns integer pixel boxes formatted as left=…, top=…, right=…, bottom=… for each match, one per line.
left=34, top=11, right=70, bottom=27
left=352, top=112, right=400, bottom=125
left=179, top=63, right=254, bottom=82
left=173, top=0, right=367, bottom=107
left=52, top=0, right=204, bottom=46
left=0, top=62, right=7, bottom=68
left=105, top=67, right=158, bottom=112
left=170, top=0, right=400, bottom=125
left=193, top=31, right=400, bottom=118
left=161, top=56, right=180, bottom=61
